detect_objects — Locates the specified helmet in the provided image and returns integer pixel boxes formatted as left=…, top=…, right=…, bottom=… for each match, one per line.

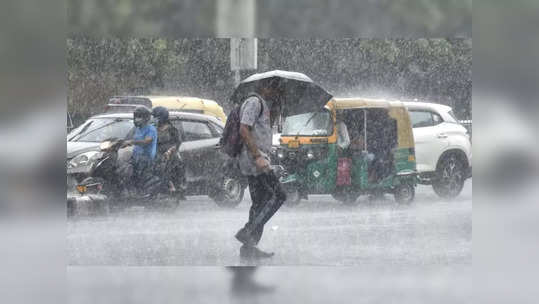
left=133, top=106, right=151, bottom=127
left=151, top=106, right=169, bottom=124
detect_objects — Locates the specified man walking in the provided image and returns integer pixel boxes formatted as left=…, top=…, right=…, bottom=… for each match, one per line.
left=235, top=79, right=287, bottom=258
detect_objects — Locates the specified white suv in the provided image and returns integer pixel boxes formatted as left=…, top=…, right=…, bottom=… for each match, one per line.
left=404, top=102, right=472, bottom=198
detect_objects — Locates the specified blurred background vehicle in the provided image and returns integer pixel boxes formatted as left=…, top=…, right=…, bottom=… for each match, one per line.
left=474, top=99, right=539, bottom=191
left=106, top=96, right=227, bottom=122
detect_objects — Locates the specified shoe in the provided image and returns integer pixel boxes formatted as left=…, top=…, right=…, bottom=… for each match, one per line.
left=235, top=228, right=256, bottom=246
left=240, top=245, right=274, bottom=259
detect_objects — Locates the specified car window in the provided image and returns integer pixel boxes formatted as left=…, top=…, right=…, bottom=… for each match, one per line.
left=210, top=122, right=224, bottom=136
left=67, top=120, right=92, bottom=140
left=432, top=112, right=443, bottom=125
left=69, top=118, right=134, bottom=142
left=181, top=120, right=213, bottom=141
left=409, top=111, right=434, bottom=128
left=171, top=120, right=184, bottom=141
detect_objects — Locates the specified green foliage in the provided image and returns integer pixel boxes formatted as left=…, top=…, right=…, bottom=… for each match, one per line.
left=68, top=38, right=472, bottom=124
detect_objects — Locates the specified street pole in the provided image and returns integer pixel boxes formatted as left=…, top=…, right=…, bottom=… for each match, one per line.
left=216, top=0, right=256, bottom=37
left=230, top=38, right=257, bottom=87
left=234, top=70, right=241, bottom=87
left=215, top=0, right=257, bottom=87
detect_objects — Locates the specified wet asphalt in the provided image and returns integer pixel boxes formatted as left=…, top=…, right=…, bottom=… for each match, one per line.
left=67, top=181, right=472, bottom=303
left=67, top=181, right=472, bottom=267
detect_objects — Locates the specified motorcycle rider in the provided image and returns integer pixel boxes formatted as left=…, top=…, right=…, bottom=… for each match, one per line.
left=122, top=106, right=158, bottom=194
left=151, top=106, right=185, bottom=198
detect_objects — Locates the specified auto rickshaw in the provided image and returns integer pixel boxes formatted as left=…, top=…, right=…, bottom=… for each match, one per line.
left=277, top=97, right=417, bottom=205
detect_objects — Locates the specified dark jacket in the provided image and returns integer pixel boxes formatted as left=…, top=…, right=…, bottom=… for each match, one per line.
left=156, top=121, right=181, bottom=155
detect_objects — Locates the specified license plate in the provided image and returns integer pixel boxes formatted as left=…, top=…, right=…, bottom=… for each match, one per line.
left=288, top=140, right=299, bottom=149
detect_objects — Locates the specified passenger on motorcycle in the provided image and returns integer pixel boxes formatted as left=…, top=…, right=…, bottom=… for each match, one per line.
left=151, top=106, right=185, bottom=197
left=122, top=106, right=158, bottom=192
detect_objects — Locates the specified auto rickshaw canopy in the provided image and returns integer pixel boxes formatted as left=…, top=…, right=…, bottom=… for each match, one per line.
left=328, top=97, right=415, bottom=149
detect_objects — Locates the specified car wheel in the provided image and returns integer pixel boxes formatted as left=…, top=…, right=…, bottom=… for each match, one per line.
left=394, top=184, right=415, bottom=204
left=212, top=177, right=246, bottom=208
left=284, top=188, right=302, bottom=207
left=432, top=154, right=466, bottom=199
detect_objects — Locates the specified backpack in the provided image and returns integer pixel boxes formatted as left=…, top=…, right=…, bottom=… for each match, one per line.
left=219, top=94, right=264, bottom=158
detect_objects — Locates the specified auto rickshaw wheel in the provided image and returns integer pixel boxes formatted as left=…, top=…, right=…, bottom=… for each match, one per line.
left=394, top=184, right=415, bottom=204
left=432, top=154, right=465, bottom=199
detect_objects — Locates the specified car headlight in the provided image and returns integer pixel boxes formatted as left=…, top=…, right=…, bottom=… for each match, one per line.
left=277, top=150, right=285, bottom=159
left=307, top=150, right=315, bottom=160
left=68, top=151, right=103, bottom=169
left=100, top=141, right=114, bottom=151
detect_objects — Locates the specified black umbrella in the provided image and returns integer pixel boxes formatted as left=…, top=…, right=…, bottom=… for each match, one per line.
left=230, top=70, right=333, bottom=117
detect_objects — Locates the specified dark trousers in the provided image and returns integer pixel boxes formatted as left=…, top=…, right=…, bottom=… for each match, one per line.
left=154, top=154, right=185, bottom=189
left=243, top=172, right=287, bottom=245
left=129, top=157, right=157, bottom=194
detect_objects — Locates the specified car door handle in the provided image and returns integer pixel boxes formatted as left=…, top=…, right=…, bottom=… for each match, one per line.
left=437, top=133, right=448, bottom=139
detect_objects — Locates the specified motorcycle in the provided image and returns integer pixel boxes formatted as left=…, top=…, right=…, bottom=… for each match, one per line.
left=67, top=139, right=181, bottom=216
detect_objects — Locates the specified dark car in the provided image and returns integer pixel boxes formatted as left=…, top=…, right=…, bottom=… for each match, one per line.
left=67, top=111, right=246, bottom=208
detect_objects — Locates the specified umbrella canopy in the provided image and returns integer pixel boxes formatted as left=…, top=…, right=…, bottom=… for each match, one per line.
left=230, top=70, right=333, bottom=117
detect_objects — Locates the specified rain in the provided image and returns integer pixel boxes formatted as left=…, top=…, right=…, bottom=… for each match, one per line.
left=64, top=36, right=472, bottom=304
left=8, top=0, right=539, bottom=303
left=61, top=2, right=475, bottom=303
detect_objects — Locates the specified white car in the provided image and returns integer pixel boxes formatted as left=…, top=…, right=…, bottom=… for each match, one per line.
left=404, top=102, right=472, bottom=198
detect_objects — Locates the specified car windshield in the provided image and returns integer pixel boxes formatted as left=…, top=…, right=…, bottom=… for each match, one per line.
left=282, top=111, right=333, bottom=136
left=68, top=118, right=133, bottom=142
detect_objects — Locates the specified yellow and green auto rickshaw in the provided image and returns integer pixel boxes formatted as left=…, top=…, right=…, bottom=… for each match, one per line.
left=276, top=97, right=417, bottom=205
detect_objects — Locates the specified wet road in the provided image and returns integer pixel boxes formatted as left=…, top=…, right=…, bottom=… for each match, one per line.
left=67, top=181, right=471, bottom=267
